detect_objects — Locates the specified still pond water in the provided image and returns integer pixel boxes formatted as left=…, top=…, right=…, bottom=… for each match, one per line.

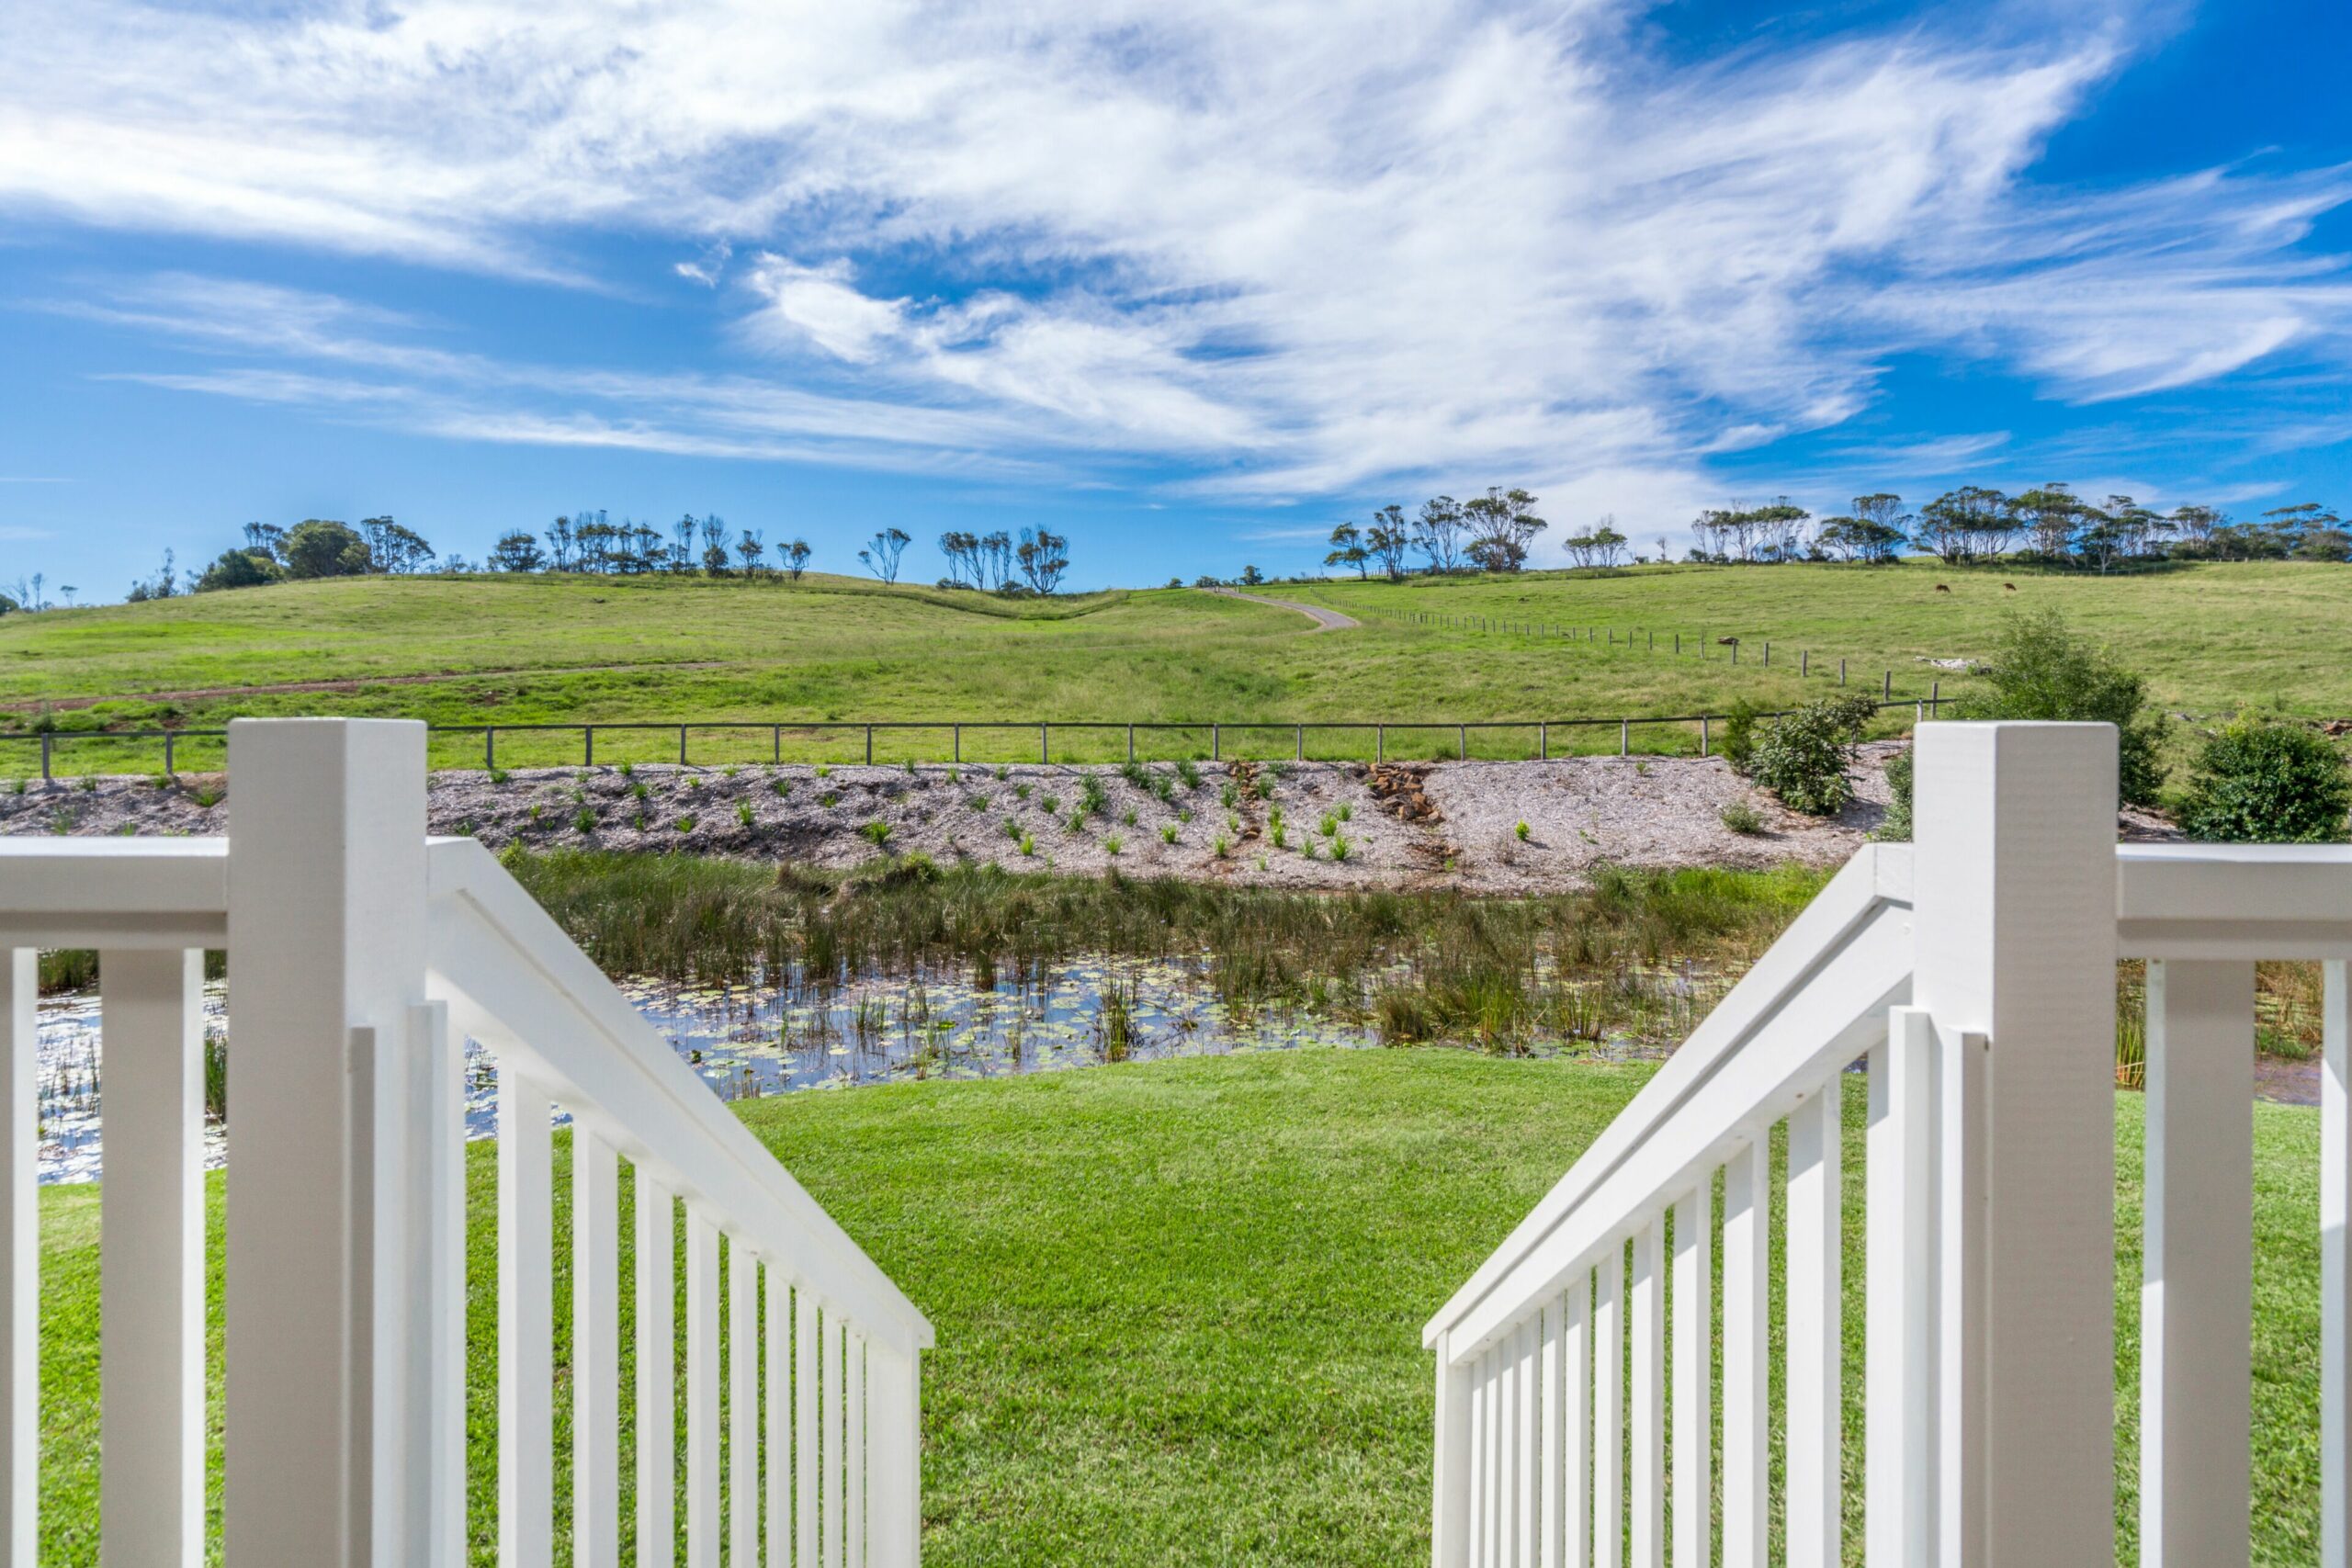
left=33, top=955, right=1672, bottom=1184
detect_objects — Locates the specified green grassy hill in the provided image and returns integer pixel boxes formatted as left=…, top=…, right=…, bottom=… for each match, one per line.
left=0, top=559, right=2341, bottom=773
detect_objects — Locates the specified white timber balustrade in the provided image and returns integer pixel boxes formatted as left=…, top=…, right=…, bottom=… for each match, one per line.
left=1425, top=720, right=2352, bottom=1567
left=0, top=716, right=932, bottom=1564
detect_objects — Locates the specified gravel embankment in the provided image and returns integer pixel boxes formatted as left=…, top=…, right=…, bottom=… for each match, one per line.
left=0, top=750, right=1921, bottom=892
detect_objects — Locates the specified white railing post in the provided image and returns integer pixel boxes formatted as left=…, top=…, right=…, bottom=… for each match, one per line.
left=226, top=717, right=440, bottom=1567
left=0, top=949, right=31, bottom=1568
left=1431, top=1329, right=1472, bottom=1568
left=2324, top=960, right=2349, bottom=1568
left=2143, top=959, right=2254, bottom=1566
left=1911, top=721, right=2118, bottom=1567
left=1867, top=1006, right=1937, bottom=1565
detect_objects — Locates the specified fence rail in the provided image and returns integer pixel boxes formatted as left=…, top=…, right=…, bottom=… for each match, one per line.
left=1425, top=721, right=2352, bottom=1568
left=1403, top=608, right=1906, bottom=693
left=1, top=694, right=1949, bottom=780
left=0, top=718, right=931, bottom=1564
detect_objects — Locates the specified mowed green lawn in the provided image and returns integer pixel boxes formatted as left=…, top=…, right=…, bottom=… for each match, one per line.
left=31, top=1052, right=2325, bottom=1564
left=0, top=558, right=2341, bottom=771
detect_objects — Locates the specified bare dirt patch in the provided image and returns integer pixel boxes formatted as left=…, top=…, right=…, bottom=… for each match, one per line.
left=0, top=749, right=1952, bottom=890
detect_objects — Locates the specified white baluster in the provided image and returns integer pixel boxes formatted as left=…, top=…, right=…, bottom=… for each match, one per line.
left=827, top=1314, right=847, bottom=1568
left=2143, top=960, right=2254, bottom=1567
left=1787, top=1085, right=1841, bottom=1565
left=731, top=1238, right=760, bottom=1568
left=1469, top=1355, right=1487, bottom=1568
left=100, top=947, right=205, bottom=1567
left=1723, top=1139, right=1769, bottom=1568
left=1498, top=1330, right=1518, bottom=1567
left=424, top=1004, right=467, bottom=1568
left=849, top=1331, right=867, bottom=1568
left=2325, top=961, right=2350, bottom=1568
left=767, top=1262, right=792, bottom=1568
left=1565, top=1280, right=1589, bottom=1568
left=574, top=1126, right=620, bottom=1568
left=0, top=950, right=28, bottom=1568
left=1540, top=1298, right=1565, bottom=1568
left=687, top=1208, right=720, bottom=1568
left=1669, top=1186, right=1709, bottom=1568
left=1518, top=1321, right=1539, bottom=1567
left=1629, top=1220, right=1662, bottom=1568
left=797, top=1292, right=820, bottom=1568
left=499, top=1067, right=555, bottom=1568
left=1594, top=1247, right=1621, bottom=1568
left=636, top=1172, right=675, bottom=1568
left=1867, top=1009, right=1935, bottom=1566
left=867, top=1341, right=921, bottom=1568
left=1435, top=1327, right=1474, bottom=1568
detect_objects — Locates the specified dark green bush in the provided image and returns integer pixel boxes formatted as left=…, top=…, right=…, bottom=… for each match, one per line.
left=2178, top=718, right=2351, bottom=843
left=1948, top=608, right=2166, bottom=805
left=1719, top=698, right=1762, bottom=773
left=1873, top=746, right=1915, bottom=841
left=1748, top=694, right=1877, bottom=816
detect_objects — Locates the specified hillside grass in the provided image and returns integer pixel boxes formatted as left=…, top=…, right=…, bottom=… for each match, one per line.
left=31, top=1052, right=2324, bottom=1564
left=1, top=558, right=2342, bottom=773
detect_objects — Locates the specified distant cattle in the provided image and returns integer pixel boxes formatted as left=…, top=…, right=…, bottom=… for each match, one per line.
left=2003, top=581, right=2017, bottom=592
left=1717, top=636, right=1739, bottom=645
left=1934, top=583, right=1951, bottom=594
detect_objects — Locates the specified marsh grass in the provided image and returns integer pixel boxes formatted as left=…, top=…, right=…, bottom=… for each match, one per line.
left=501, top=850, right=1830, bottom=1053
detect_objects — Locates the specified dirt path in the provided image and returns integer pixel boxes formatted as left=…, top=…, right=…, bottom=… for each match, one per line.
left=0, top=660, right=730, bottom=714
left=1205, top=587, right=1360, bottom=632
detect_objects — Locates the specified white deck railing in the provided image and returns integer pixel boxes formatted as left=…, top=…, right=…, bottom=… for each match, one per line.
left=1426, top=720, right=2352, bottom=1568
left=0, top=717, right=932, bottom=1566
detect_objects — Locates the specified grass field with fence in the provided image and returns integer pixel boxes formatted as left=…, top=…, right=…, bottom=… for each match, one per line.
left=0, top=558, right=2342, bottom=776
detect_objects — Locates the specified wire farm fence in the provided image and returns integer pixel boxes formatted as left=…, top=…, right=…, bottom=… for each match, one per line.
left=1403, top=608, right=1907, bottom=693
left=1, top=694, right=1950, bottom=783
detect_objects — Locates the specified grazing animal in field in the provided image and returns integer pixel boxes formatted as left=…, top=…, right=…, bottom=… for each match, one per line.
left=1717, top=636, right=1738, bottom=646
left=1934, top=583, right=1951, bottom=594
left=2003, top=581, right=2017, bottom=592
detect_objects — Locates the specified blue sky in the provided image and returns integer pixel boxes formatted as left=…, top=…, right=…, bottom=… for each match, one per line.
left=2, top=0, right=2348, bottom=599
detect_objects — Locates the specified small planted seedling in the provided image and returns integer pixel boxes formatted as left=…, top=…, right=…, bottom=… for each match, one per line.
left=1079, top=775, right=1107, bottom=817
left=630, top=781, right=650, bottom=801
left=1337, top=803, right=1352, bottom=822
left=1213, top=831, right=1231, bottom=858
left=194, top=787, right=222, bottom=807
left=1066, top=811, right=1086, bottom=834
left=994, top=765, right=1010, bottom=782
left=527, top=803, right=543, bottom=823
left=1330, top=833, right=1351, bottom=862
left=816, top=763, right=832, bottom=779
left=1176, top=759, right=1201, bottom=789
left=1514, top=820, right=1531, bottom=841
left=618, top=761, right=634, bottom=778
left=1120, top=761, right=1148, bottom=787
left=675, top=815, right=695, bottom=833
left=737, top=799, right=756, bottom=827
left=860, top=820, right=892, bottom=847
left=1159, top=825, right=1179, bottom=845
left=967, top=795, right=988, bottom=811
left=820, top=792, right=841, bottom=808
left=489, top=767, right=512, bottom=785
left=1105, top=834, right=1123, bottom=857
left=1178, top=807, right=1194, bottom=824
left=1220, top=782, right=1238, bottom=808
left=573, top=807, right=596, bottom=833
left=1003, top=817, right=1022, bottom=840
left=633, top=812, right=649, bottom=830
left=1720, top=799, right=1766, bottom=836
left=1121, top=807, right=1137, bottom=827
left=1318, top=812, right=1339, bottom=837
left=1150, top=771, right=1175, bottom=802
left=772, top=777, right=791, bottom=796
left=1042, top=795, right=1060, bottom=814
left=1019, top=832, right=1036, bottom=857
left=723, top=766, right=739, bottom=779
left=1015, top=783, right=1033, bottom=801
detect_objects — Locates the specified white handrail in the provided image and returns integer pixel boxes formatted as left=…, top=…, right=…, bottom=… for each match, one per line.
left=426, top=836, right=932, bottom=1355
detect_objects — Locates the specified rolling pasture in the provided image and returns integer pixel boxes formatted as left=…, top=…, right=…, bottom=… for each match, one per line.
left=0, top=559, right=2341, bottom=773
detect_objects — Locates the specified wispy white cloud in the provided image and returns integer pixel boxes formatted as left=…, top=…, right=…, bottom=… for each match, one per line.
left=4, top=0, right=2348, bottom=547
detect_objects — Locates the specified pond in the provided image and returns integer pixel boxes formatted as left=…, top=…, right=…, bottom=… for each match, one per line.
left=30, top=953, right=1682, bottom=1184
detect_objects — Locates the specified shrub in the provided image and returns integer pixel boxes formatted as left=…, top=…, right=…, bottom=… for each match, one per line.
left=1719, top=799, right=1766, bottom=836
left=1948, top=608, right=2166, bottom=805
left=1873, top=749, right=1914, bottom=841
left=1719, top=698, right=1763, bottom=773
left=2177, top=718, right=2351, bottom=843
left=1747, top=694, right=1877, bottom=816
